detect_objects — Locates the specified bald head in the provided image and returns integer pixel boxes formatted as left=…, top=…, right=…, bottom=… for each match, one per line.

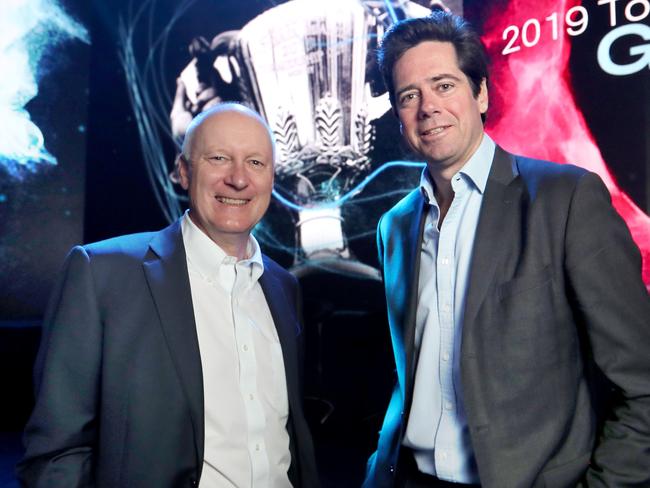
left=181, top=102, right=275, bottom=162
left=177, top=102, right=275, bottom=258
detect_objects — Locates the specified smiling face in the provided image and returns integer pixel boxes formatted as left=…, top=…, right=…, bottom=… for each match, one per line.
left=392, top=40, right=488, bottom=179
left=178, top=108, right=274, bottom=256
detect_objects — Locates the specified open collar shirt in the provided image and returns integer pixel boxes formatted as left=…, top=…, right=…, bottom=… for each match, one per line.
left=403, top=134, right=495, bottom=484
left=182, top=212, right=292, bottom=488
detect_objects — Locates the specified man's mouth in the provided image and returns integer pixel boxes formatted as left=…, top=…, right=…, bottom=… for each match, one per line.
left=420, top=125, right=449, bottom=136
left=215, top=196, right=249, bottom=206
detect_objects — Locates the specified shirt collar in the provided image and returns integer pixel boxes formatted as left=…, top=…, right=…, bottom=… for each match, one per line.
left=419, top=133, right=495, bottom=203
left=181, top=210, right=264, bottom=283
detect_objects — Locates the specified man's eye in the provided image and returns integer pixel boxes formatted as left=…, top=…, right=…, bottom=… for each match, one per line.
left=399, top=92, right=418, bottom=105
left=438, top=83, right=454, bottom=91
left=249, top=159, right=264, bottom=167
left=208, top=155, right=227, bottom=163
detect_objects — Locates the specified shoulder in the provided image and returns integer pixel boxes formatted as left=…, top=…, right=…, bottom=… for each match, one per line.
left=82, top=231, right=159, bottom=262
left=55, top=232, right=160, bottom=286
left=514, top=154, right=587, bottom=177
left=84, top=231, right=158, bottom=254
left=262, top=254, right=297, bottom=288
left=380, top=188, right=423, bottom=231
left=503, top=154, right=609, bottom=208
left=55, top=228, right=179, bottom=307
left=513, top=155, right=590, bottom=192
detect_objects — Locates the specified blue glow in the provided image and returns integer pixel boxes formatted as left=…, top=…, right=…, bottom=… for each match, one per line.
left=272, top=161, right=425, bottom=212
left=0, top=0, right=89, bottom=178
left=119, top=0, right=424, bottom=265
left=117, top=0, right=193, bottom=222
left=383, top=0, right=399, bottom=23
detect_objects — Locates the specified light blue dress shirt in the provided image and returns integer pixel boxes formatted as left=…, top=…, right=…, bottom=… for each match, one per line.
left=403, top=134, right=495, bottom=483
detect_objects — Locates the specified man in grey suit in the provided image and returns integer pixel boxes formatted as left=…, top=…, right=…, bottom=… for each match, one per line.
left=17, top=103, right=319, bottom=487
left=363, top=11, right=650, bottom=488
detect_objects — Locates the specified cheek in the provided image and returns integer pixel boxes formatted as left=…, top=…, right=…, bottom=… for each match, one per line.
left=257, top=188, right=272, bottom=211
left=189, top=181, right=214, bottom=210
left=195, top=173, right=220, bottom=194
left=257, top=173, right=275, bottom=196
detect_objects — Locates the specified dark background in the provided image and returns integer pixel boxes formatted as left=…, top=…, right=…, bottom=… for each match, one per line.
left=1, top=0, right=648, bottom=487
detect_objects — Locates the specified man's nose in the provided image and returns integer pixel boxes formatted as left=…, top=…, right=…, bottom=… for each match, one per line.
left=224, top=162, right=249, bottom=190
left=418, top=90, right=439, bottom=119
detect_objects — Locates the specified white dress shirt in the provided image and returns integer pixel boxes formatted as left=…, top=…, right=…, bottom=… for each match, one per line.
left=403, top=134, right=495, bottom=483
left=181, top=213, right=292, bottom=488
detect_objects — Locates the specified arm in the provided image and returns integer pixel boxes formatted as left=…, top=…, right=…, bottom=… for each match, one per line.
left=363, top=214, right=389, bottom=486
left=564, top=173, right=650, bottom=487
left=16, top=246, right=102, bottom=487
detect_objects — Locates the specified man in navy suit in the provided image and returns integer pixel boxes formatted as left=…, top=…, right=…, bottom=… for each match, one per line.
left=364, top=11, right=650, bottom=488
left=18, top=103, right=319, bottom=487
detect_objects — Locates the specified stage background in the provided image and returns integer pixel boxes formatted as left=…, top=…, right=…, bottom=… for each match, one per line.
left=0, top=1, right=648, bottom=486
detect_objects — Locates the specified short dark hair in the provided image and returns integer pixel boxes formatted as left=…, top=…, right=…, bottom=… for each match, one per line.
left=377, top=11, right=489, bottom=109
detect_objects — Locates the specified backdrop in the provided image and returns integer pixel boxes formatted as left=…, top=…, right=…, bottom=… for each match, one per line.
left=0, top=0, right=648, bottom=485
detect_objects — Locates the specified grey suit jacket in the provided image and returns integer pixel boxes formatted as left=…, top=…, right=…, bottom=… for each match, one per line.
left=364, top=147, right=650, bottom=488
left=17, top=220, right=319, bottom=488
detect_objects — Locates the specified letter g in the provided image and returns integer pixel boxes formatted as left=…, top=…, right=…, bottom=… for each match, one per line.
left=597, top=23, right=650, bottom=76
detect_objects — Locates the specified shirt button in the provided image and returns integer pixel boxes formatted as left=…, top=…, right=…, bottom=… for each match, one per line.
left=249, top=393, right=254, bottom=400
left=243, top=344, right=248, bottom=352
left=445, top=401, right=453, bottom=410
left=441, top=257, right=449, bottom=265
left=442, top=352, right=450, bottom=361
left=441, top=451, right=448, bottom=460
left=255, top=444, right=260, bottom=451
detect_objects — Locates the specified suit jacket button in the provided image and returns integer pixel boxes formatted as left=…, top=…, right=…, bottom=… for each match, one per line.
left=190, top=478, right=197, bottom=487
left=389, top=464, right=395, bottom=473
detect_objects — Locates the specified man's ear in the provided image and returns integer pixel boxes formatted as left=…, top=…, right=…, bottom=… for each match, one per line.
left=478, top=78, right=489, bottom=114
left=177, top=154, right=190, bottom=190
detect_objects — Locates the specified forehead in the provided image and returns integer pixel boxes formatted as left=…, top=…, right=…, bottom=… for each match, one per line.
left=190, top=110, right=273, bottom=155
left=393, top=41, right=462, bottom=85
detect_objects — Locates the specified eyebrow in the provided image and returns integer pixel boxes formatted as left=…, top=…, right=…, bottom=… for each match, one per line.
left=395, top=73, right=463, bottom=99
left=200, top=148, right=271, bottom=160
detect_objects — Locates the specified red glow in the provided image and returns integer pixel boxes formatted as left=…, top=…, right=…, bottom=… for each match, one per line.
left=482, top=0, right=650, bottom=288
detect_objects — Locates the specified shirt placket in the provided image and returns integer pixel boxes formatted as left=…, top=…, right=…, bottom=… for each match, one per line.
left=434, top=181, right=465, bottom=479
left=229, top=260, right=270, bottom=487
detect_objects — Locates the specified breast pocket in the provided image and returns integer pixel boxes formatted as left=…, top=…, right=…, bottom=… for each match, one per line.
left=497, top=265, right=555, bottom=321
left=495, top=266, right=576, bottom=368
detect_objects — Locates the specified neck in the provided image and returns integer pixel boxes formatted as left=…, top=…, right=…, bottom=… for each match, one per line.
left=215, top=237, right=249, bottom=261
left=428, top=165, right=455, bottom=200
left=426, top=168, right=456, bottom=229
left=187, top=212, right=250, bottom=260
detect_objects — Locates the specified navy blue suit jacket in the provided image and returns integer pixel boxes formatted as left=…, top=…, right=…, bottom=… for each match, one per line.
left=18, top=220, right=319, bottom=487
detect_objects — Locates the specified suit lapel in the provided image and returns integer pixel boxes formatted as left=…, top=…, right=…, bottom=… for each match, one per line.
left=462, top=147, right=522, bottom=352
left=142, top=220, right=204, bottom=470
left=403, top=193, right=427, bottom=402
left=259, top=260, right=306, bottom=485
